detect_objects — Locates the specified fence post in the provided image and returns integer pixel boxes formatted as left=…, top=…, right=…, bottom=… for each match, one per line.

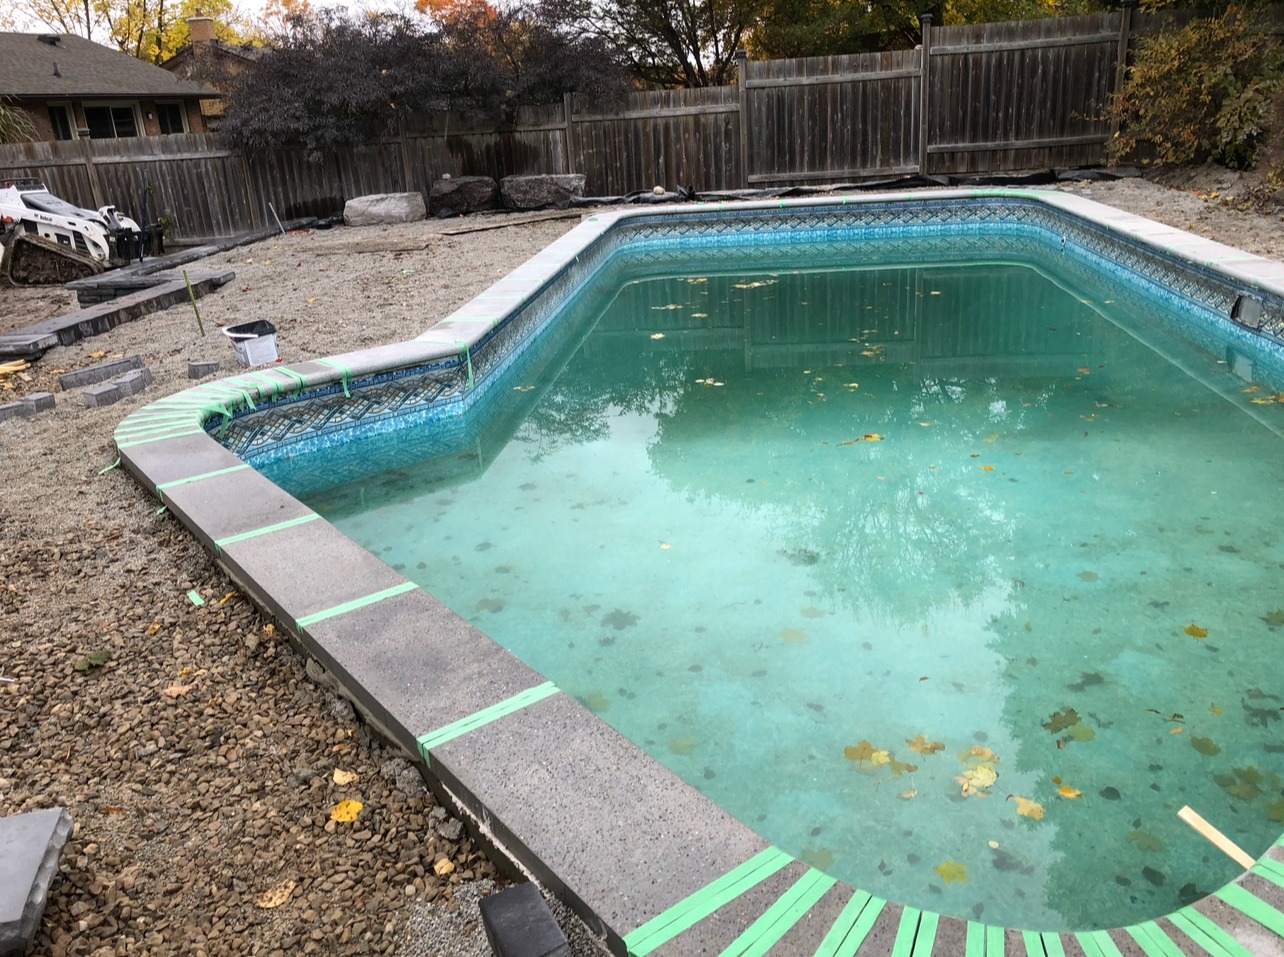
left=735, top=48, right=749, bottom=189
left=397, top=114, right=416, bottom=195
left=77, top=135, right=105, bottom=209
left=918, top=14, right=933, bottom=177
left=1109, top=0, right=1137, bottom=155
left=563, top=92, right=577, bottom=175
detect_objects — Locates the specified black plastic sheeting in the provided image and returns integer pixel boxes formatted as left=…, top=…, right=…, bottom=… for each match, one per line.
left=566, top=167, right=1141, bottom=208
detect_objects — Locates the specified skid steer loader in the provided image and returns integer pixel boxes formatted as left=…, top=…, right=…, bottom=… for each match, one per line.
left=0, top=178, right=143, bottom=285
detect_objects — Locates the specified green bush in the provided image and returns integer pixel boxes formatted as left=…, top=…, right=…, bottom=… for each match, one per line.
left=1110, top=8, right=1282, bottom=170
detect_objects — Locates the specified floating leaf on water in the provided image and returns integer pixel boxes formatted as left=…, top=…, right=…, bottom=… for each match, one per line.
left=255, top=879, right=296, bottom=909
left=1058, top=785, right=1083, bottom=800
left=1011, top=796, right=1045, bottom=820
left=899, top=789, right=918, bottom=800
left=1210, top=705, right=1223, bottom=715
left=980, top=465, right=995, bottom=472
left=801, top=846, right=835, bottom=870
left=476, top=598, right=506, bottom=613
left=870, top=749, right=891, bottom=766
left=781, top=628, right=807, bottom=644
left=1170, top=727, right=1184, bottom=735
left=800, top=607, right=827, bottom=618
left=1128, top=829, right=1163, bottom=852
left=956, top=766, right=997, bottom=796
left=1185, top=624, right=1209, bottom=639
left=934, top=860, right=968, bottom=884
left=1266, top=799, right=1284, bottom=823
left=1263, top=611, right=1284, bottom=628
left=844, top=740, right=877, bottom=764
left=1068, top=724, right=1096, bottom=743
left=659, top=542, right=673, bottom=550
left=602, top=609, right=639, bottom=630
left=887, top=758, right=919, bottom=777
left=650, top=333, right=666, bottom=340
left=1191, top=736, right=1221, bottom=756
left=907, top=734, right=945, bottom=756
left=330, top=800, right=363, bottom=823
left=960, top=745, right=1000, bottom=765
left=583, top=691, right=609, bottom=712
left=1043, top=708, right=1082, bottom=734
left=1100, top=787, right=1122, bottom=800
left=332, top=768, right=359, bottom=786
left=669, top=734, right=696, bottom=755
left=1142, top=865, right=1166, bottom=886
left=1078, top=571, right=1099, bottom=582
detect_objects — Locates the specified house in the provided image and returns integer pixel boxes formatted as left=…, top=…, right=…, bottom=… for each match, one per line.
left=160, top=15, right=262, bottom=126
left=0, top=31, right=217, bottom=141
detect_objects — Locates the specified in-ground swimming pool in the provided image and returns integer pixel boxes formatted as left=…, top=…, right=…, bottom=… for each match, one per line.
left=258, top=227, right=1284, bottom=930
left=117, top=191, right=1284, bottom=953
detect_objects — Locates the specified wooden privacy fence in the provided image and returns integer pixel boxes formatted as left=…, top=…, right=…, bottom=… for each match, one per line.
left=0, top=8, right=1141, bottom=246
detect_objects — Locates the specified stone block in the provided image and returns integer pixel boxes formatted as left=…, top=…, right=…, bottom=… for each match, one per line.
left=0, top=808, right=73, bottom=956
left=343, top=193, right=427, bottom=227
left=83, top=382, right=121, bottom=408
left=21, top=392, right=55, bottom=413
left=500, top=175, right=586, bottom=211
left=0, top=402, right=35, bottom=423
left=429, top=176, right=498, bottom=215
left=188, top=360, right=220, bottom=379
left=112, top=368, right=153, bottom=397
left=479, top=883, right=569, bottom=957
left=58, top=355, right=143, bottom=391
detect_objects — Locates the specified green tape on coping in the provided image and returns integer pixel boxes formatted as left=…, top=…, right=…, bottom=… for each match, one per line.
left=965, top=922, right=985, bottom=957
left=1039, top=931, right=1066, bottom=957
left=1252, top=856, right=1284, bottom=888
left=892, top=908, right=922, bottom=957
left=1169, top=908, right=1253, bottom=957
left=416, top=680, right=560, bottom=762
left=156, top=464, right=250, bottom=499
left=295, top=580, right=418, bottom=629
left=316, top=358, right=352, bottom=397
left=214, top=513, right=321, bottom=551
left=622, top=846, right=793, bottom=956
left=117, top=427, right=205, bottom=448
left=1215, top=883, right=1284, bottom=937
left=1075, top=930, right=1124, bottom=957
left=1124, top=922, right=1184, bottom=957
left=717, top=868, right=836, bottom=957
left=813, top=890, right=885, bottom=957
left=987, top=924, right=1005, bottom=956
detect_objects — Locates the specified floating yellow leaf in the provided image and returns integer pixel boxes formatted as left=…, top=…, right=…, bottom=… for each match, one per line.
left=1185, top=624, right=1208, bottom=639
left=333, top=768, right=359, bottom=786
left=934, top=860, right=968, bottom=884
left=844, top=740, right=877, bottom=764
left=1170, top=727, right=1184, bottom=735
left=980, top=465, right=995, bottom=472
left=433, top=858, right=455, bottom=876
left=800, top=607, right=826, bottom=618
left=956, top=766, right=997, bottom=796
left=887, top=758, right=919, bottom=777
left=1068, top=724, right=1096, bottom=743
left=781, top=628, right=807, bottom=644
left=162, top=683, right=192, bottom=698
left=907, top=734, right=945, bottom=756
left=1058, top=785, right=1083, bottom=800
left=801, top=846, right=834, bottom=870
left=659, top=542, right=673, bottom=550
left=961, top=745, right=1000, bottom=765
left=255, top=879, right=296, bottom=909
left=650, top=333, right=666, bottom=340
left=1011, top=796, right=1045, bottom=820
left=330, top=799, right=363, bottom=823
left=870, top=750, right=891, bottom=766
left=669, top=734, right=696, bottom=755
left=1210, top=705, right=1223, bottom=715
left=899, top=789, right=918, bottom=800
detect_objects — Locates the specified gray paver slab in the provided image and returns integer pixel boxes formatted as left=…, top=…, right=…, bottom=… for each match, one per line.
left=300, top=587, right=548, bottom=755
left=479, top=882, right=569, bottom=957
left=118, top=431, right=244, bottom=489
left=83, top=382, right=121, bottom=407
left=0, top=402, right=35, bottom=423
left=20, top=392, right=54, bottom=413
left=430, top=692, right=770, bottom=952
left=158, top=467, right=315, bottom=548
left=59, top=355, right=143, bottom=390
left=0, top=808, right=72, bottom=955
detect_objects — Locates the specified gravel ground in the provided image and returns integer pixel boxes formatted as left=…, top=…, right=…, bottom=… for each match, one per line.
left=1, top=172, right=1281, bottom=956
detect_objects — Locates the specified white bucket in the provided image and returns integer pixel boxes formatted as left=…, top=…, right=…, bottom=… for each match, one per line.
left=223, top=321, right=279, bottom=367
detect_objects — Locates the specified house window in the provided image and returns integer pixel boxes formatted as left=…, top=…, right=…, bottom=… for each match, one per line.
left=156, top=102, right=186, bottom=134
left=83, top=104, right=139, bottom=138
left=47, top=104, right=74, bottom=140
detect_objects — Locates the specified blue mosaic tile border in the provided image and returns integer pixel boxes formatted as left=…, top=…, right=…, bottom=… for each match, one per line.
left=214, top=195, right=1284, bottom=465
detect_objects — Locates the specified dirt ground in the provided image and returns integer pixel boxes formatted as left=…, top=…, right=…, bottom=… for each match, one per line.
left=1, top=171, right=1282, bottom=957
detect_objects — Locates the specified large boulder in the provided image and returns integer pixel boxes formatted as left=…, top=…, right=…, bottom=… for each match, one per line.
left=429, top=176, right=498, bottom=216
left=343, top=192, right=427, bottom=227
left=500, top=174, right=586, bottom=211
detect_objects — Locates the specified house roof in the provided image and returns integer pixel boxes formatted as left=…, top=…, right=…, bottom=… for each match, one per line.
left=0, top=32, right=217, bottom=98
left=161, top=40, right=264, bottom=74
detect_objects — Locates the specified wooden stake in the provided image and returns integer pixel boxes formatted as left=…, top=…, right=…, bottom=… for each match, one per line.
left=1179, top=805, right=1256, bottom=870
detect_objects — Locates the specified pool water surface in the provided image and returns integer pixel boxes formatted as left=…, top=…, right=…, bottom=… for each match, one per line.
left=266, top=234, right=1284, bottom=931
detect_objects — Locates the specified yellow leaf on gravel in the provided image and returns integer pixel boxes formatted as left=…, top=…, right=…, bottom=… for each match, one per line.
left=330, top=800, right=363, bottom=823
left=162, top=684, right=192, bottom=698
left=256, top=879, right=296, bottom=909
left=433, top=859, right=455, bottom=876
left=147, top=623, right=162, bottom=636
left=333, top=769, right=359, bottom=786
left=1012, top=796, right=1046, bottom=820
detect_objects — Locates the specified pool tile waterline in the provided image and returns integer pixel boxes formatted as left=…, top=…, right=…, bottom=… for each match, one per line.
left=113, top=189, right=1284, bottom=955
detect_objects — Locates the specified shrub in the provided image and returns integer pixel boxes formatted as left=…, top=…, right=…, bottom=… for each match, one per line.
left=1109, top=8, right=1282, bottom=170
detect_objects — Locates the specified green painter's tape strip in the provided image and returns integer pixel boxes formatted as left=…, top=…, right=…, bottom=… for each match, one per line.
left=117, top=428, right=204, bottom=448
left=116, top=413, right=195, bottom=432
left=987, top=924, right=1005, bottom=956
left=317, top=358, right=352, bottom=397
left=965, top=922, right=986, bottom=957
left=717, top=868, right=835, bottom=957
left=1170, top=908, right=1252, bottom=957
left=1124, top=923, right=1183, bottom=957
left=417, top=681, right=561, bottom=761
left=912, top=911, right=939, bottom=956
left=1040, top=931, right=1066, bottom=957
left=156, top=464, right=250, bottom=498
left=214, top=513, right=320, bottom=550
left=295, top=580, right=418, bottom=629
left=892, top=908, right=921, bottom=957
left=187, top=589, right=205, bottom=606
left=622, top=847, right=793, bottom=956
left=1215, top=883, right=1284, bottom=936
left=1252, top=857, right=1284, bottom=888
left=813, top=891, right=886, bottom=957
left=1076, top=930, right=1124, bottom=957
left=1021, top=930, right=1042, bottom=956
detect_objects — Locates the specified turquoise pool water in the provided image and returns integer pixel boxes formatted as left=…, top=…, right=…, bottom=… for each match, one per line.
left=266, top=234, right=1284, bottom=930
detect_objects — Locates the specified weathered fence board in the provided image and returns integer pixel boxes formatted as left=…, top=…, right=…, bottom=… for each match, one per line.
left=0, top=9, right=1175, bottom=244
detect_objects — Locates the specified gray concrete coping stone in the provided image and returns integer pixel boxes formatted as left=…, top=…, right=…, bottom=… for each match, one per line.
left=156, top=466, right=316, bottom=550
left=0, top=332, right=59, bottom=361
left=116, top=430, right=244, bottom=490
left=0, top=807, right=73, bottom=955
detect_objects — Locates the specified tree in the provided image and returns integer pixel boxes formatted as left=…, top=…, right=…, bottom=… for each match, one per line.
left=749, top=0, right=924, bottom=57
left=576, top=0, right=761, bottom=88
left=0, top=98, right=38, bottom=144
